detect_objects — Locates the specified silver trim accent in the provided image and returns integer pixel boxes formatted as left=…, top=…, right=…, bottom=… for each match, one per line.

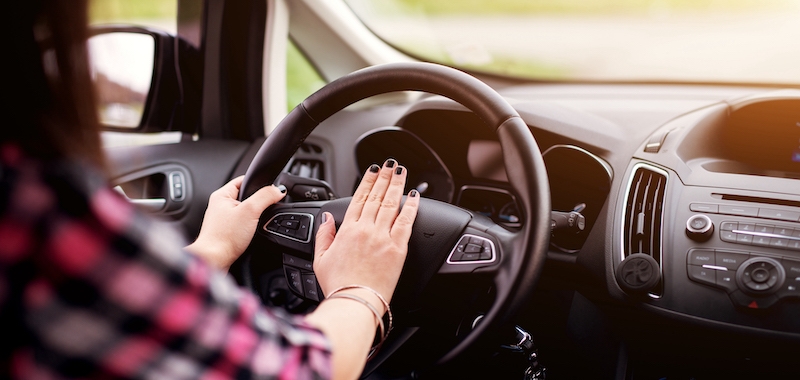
left=702, top=265, right=728, bottom=271
left=446, top=234, right=497, bottom=265
left=619, top=162, right=670, bottom=299
left=731, top=229, right=800, bottom=241
left=542, top=144, right=614, bottom=180
left=263, top=212, right=315, bottom=243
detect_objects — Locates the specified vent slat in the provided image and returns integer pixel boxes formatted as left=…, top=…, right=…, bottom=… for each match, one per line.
left=623, top=165, right=667, bottom=296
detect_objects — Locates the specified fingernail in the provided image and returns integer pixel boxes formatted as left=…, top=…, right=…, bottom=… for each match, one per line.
left=385, top=159, right=396, bottom=168
left=321, top=212, right=328, bottom=223
left=369, top=164, right=380, bottom=173
left=277, top=185, right=287, bottom=193
left=410, top=189, right=419, bottom=197
left=395, top=166, right=403, bottom=175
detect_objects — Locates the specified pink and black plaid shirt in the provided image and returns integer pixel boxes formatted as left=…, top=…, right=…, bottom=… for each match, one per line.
left=0, top=145, right=331, bottom=379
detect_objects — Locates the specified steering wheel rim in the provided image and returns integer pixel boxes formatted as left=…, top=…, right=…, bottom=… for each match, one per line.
left=239, top=62, right=550, bottom=369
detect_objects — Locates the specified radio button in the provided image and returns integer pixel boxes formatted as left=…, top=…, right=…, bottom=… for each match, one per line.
left=720, top=231, right=737, bottom=242
left=758, top=208, right=800, bottom=222
left=719, top=205, right=759, bottom=217
left=752, top=235, right=771, bottom=247
left=690, top=203, right=718, bottom=213
left=720, top=221, right=738, bottom=231
left=754, top=224, right=774, bottom=234
left=773, top=227, right=794, bottom=237
left=715, top=270, right=738, bottom=292
left=688, top=265, right=716, bottom=286
left=715, top=251, right=749, bottom=270
left=770, top=238, right=790, bottom=248
left=737, top=223, right=756, bottom=232
left=687, top=249, right=715, bottom=266
left=736, top=234, right=753, bottom=244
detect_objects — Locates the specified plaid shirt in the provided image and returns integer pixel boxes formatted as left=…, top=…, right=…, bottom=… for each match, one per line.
left=0, top=145, right=331, bottom=379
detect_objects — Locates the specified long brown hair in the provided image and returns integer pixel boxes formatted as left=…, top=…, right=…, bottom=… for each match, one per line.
left=3, top=0, right=105, bottom=170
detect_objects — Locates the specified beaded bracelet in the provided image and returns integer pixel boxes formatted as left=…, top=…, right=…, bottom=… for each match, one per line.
left=327, top=284, right=393, bottom=338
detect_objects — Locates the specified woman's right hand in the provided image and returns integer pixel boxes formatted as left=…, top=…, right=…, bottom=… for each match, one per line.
left=313, top=158, right=419, bottom=311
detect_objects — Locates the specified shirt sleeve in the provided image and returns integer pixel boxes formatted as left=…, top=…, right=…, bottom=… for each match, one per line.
left=0, top=156, right=332, bottom=379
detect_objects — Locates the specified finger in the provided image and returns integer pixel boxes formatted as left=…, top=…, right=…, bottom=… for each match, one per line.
left=314, top=212, right=336, bottom=258
left=213, top=176, right=245, bottom=199
left=343, top=164, right=381, bottom=223
left=241, top=184, right=287, bottom=214
left=359, top=158, right=397, bottom=223
left=375, top=165, right=407, bottom=230
left=390, top=189, right=420, bottom=244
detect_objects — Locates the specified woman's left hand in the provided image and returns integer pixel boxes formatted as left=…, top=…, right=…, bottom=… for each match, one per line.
left=185, top=176, right=286, bottom=271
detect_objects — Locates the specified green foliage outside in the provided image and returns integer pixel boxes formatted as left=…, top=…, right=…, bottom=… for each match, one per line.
left=90, top=0, right=177, bottom=23
left=286, top=41, right=326, bottom=112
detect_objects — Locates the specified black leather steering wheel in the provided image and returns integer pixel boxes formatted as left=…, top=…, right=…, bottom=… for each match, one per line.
left=239, top=62, right=550, bottom=372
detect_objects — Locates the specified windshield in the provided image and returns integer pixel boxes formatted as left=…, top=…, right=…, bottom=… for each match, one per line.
left=345, top=0, right=800, bottom=85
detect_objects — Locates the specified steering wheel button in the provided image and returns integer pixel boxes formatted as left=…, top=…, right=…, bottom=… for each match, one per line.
left=479, top=251, right=492, bottom=260
left=462, top=253, right=481, bottom=261
left=285, top=267, right=303, bottom=295
left=465, top=244, right=482, bottom=253
left=281, top=220, right=300, bottom=229
left=302, top=274, right=320, bottom=301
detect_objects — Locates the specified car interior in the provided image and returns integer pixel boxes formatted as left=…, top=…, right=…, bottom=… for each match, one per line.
left=94, top=0, right=800, bottom=378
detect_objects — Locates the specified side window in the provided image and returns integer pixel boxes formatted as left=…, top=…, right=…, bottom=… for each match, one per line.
left=286, top=40, right=325, bottom=112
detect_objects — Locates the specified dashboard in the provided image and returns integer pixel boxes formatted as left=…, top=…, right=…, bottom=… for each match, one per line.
left=290, top=84, right=800, bottom=378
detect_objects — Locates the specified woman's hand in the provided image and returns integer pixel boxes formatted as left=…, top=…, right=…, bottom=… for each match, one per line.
left=305, top=159, right=419, bottom=380
left=185, top=176, right=286, bottom=271
left=313, top=158, right=420, bottom=309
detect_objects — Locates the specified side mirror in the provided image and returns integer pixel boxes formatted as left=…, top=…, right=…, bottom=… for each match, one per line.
left=89, top=26, right=180, bottom=131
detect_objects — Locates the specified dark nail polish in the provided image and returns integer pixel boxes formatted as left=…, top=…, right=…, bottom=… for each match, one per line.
left=386, top=159, right=396, bottom=168
left=410, top=189, right=419, bottom=197
left=395, top=166, right=403, bottom=175
left=277, top=185, right=287, bottom=193
left=369, top=164, right=380, bottom=173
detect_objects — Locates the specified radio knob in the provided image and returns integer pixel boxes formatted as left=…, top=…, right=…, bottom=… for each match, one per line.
left=686, top=214, right=714, bottom=242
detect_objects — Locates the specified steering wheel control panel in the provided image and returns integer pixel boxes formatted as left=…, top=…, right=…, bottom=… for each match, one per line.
left=446, top=234, right=496, bottom=264
left=282, top=253, right=323, bottom=302
left=264, top=213, right=313, bottom=243
left=687, top=248, right=800, bottom=309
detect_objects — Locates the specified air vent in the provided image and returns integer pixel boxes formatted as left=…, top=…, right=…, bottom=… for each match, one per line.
left=289, top=159, right=324, bottom=180
left=622, top=164, right=668, bottom=296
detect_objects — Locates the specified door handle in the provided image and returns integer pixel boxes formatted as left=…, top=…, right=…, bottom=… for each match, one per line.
left=114, top=186, right=166, bottom=212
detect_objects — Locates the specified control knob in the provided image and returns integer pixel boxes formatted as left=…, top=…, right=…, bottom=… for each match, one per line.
left=686, top=214, right=714, bottom=242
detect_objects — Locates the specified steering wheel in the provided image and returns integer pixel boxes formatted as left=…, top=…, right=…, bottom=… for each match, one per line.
left=238, top=62, right=550, bottom=373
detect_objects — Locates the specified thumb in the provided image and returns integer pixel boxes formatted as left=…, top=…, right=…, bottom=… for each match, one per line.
left=315, top=212, right=336, bottom=257
left=242, top=184, right=287, bottom=213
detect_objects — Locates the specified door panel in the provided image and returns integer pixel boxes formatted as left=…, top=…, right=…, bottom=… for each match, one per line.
left=106, top=139, right=252, bottom=239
